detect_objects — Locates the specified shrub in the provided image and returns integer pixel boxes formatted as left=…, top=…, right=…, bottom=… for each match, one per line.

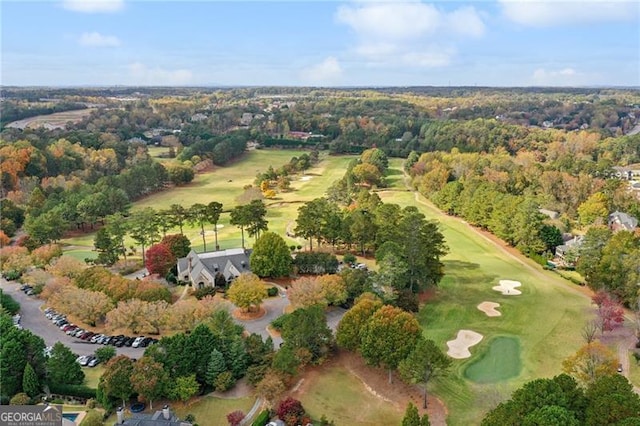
left=214, top=371, right=235, bottom=392
left=276, top=397, right=305, bottom=425
left=343, top=253, right=356, bottom=265
left=48, top=383, right=97, bottom=399
left=10, top=393, right=30, bottom=405
left=0, top=290, right=20, bottom=315
left=227, top=410, right=245, bottom=426
left=95, top=346, right=116, bottom=363
left=194, top=286, right=217, bottom=300
left=294, top=252, right=339, bottom=275
left=267, top=286, right=278, bottom=297
left=251, top=409, right=271, bottom=426
left=270, top=313, right=290, bottom=331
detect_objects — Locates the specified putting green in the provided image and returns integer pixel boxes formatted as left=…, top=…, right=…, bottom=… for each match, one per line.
left=463, top=336, right=521, bottom=383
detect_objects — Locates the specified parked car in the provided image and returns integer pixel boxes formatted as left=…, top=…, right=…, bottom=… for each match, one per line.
left=73, top=329, right=86, bottom=337
left=618, top=363, right=623, bottom=373
left=90, top=334, right=103, bottom=343
left=65, top=326, right=79, bottom=335
left=132, top=336, right=145, bottom=348
left=101, top=336, right=113, bottom=345
left=79, top=356, right=94, bottom=367
left=138, top=337, right=153, bottom=348
left=88, top=357, right=100, bottom=368
left=76, top=355, right=90, bottom=365
left=124, top=337, right=134, bottom=347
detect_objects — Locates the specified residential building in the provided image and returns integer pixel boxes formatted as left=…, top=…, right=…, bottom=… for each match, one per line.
left=608, top=211, right=638, bottom=232
left=115, top=405, right=192, bottom=426
left=176, top=248, right=252, bottom=288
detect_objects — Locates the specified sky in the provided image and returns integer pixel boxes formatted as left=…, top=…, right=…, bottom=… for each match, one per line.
left=1, top=0, right=639, bottom=87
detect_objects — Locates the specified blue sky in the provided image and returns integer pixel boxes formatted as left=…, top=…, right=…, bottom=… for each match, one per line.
left=1, top=0, right=639, bottom=87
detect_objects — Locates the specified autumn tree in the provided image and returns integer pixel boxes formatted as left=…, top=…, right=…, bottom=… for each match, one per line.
left=398, top=338, right=451, bottom=408
left=360, top=305, right=421, bottom=383
left=317, top=274, right=347, bottom=306
left=227, top=273, right=267, bottom=313
left=562, top=341, right=619, bottom=386
left=226, top=411, right=245, bottom=426
left=288, top=277, right=326, bottom=309
left=48, top=286, right=113, bottom=327
left=145, top=243, right=176, bottom=277
left=336, top=295, right=383, bottom=351
left=250, top=232, right=292, bottom=278
left=106, top=299, right=169, bottom=334
left=255, top=370, right=287, bottom=408
left=578, top=192, right=609, bottom=226
left=102, top=355, right=135, bottom=408
left=131, top=356, right=168, bottom=410
left=161, top=233, right=191, bottom=258
left=592, top=290, right=624, bottom=333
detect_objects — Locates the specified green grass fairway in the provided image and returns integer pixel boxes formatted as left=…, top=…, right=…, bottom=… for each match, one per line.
left=377, top=160, right=592, bottom=425
left=297, top=363, right=403, bottom=425
left=463, top=337, right=521, bottom=383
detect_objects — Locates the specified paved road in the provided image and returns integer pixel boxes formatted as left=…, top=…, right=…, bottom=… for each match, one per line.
left=2, top=279, right=145, bottom=358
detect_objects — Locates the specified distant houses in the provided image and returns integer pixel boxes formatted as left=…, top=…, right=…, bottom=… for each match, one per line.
left=176, top=248, right=252, bottom=288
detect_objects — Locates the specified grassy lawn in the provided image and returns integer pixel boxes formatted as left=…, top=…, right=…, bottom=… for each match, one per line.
left=173, top=396, right=255, bottom=425
left=629, top=351, right=640, bottom=387
left=298, top=363, right=404, bottom=425
left=82, top=365, right=104, bottom=389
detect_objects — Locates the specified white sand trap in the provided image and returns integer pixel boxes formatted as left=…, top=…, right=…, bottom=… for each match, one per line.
left=447, top=330, right=484, bottom=359
left=492, top=280, right=522, bottom=295
left=477, top=301, right=501, bottom=317
left=300, top=176, right=313, bottom=181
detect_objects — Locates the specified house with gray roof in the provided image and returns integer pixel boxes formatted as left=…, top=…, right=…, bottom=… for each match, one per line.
left=608, top=211, right=638, bottom=233
left=115, top=405, right=191, bottom=426
left=176, top=248, right=252, bottom=288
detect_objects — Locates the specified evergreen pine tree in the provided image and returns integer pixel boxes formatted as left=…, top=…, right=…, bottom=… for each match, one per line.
left=205, top=349, right=226, bottom=387
left=22, top=363, right=39, bottom=397
left=402, top=402, right=421, bottom=426
left=229, top=338, right=248, bottom=379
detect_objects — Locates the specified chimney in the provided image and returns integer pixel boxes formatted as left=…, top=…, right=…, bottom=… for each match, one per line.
left=116, top=407, right=124, bottom=424
left=162, top=405, right=170, bottom=420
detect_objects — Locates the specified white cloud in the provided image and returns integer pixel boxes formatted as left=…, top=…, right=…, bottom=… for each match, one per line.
left=531, top=67, right=592, bottom=86
left=500, top=0, right=638, bottom=26
left=300, top=57, right=343, bottom=85
left=335, top=2, right=484, bottom=69
left=62, top=0, right=124, bottom=13
left=78, top=32, right=120, bottom=47
left=128, top=63, right=193, bottom=86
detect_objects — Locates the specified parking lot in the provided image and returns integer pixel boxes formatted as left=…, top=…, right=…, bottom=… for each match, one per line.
left=2, top=278, right=146, bottom=358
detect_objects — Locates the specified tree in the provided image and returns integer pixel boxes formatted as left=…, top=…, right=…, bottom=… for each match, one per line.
left=402, top=402, right=420, bottom=426
left=168, top=204, right=189, bottom=235
left=336, top=295, right=382, bottom=350
left=94, top=227, right=121, bottom=266
left=576, top=226, right=612, bottom=283
left=288, top=277, right=326, bottom=309
left=189, top=203, right=210, bottom=252
left=578, top=192, right=609, bottom=226
left=255, top=370, right=286, bottom=408
left=360, top=305, right=421, bottom=383
left=539, top=224, right=564, bottom=253
left=22, top=363, right=39, bottom=398
left=250, top=232, right=292, bottom=278
left=131, top=356, right=168, bottom=410
left=205, top=349, right=226, bottom=387
left=281, top=305, right=333, bottom=362
left=207, top=201, right=224, bottom=251
left=318, top=274, right=347, bottom=306
left=24, top=209, right=67, bottom=245
left=168, top=374, right=199, bottom=403
left=47, top=342, right=84, bottom=386
left=399, top=338, right=451, bottom=408
left=585, top=374, right=640, bottom=426
left=95, top=346, right=116, bottom=364
left=226, top=410, right=245, bottom=426
left=294, top=198, right=333, bottom=250
left=145, top=243, right=177, bottom=277
left=276, top=397, right=305, bottom=426
left=246, top=199, right=268, bottom=241
left=562, top=341, right=619, bottom=386
left=230, top=204, right=252, bottom=249
left=128, top=207, right=160, bottom=262
left=161, top=234, right=191, bottom=259
left=102, top=355, right=135, bottom=408
left=227, top=273, right=268, bottom=312
left=592, top=291, right=625, bottom=333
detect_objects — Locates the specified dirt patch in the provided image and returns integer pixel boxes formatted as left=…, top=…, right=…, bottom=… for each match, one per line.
left=290, top=350, right=448, bottom=425
left=232, top=306, right=266, bottom=321
left=477, top=301, right=501, bottom=317
left=447, top=330, right=483, bottom=359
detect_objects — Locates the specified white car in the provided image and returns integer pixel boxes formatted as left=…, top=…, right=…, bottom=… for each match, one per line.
left=132, top=336, right=145, bottom=348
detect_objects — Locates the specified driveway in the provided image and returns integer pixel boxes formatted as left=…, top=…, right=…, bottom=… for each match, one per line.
left=1, top=279, right=145, bottom=358
left=231, top=287, right=347, bottom=350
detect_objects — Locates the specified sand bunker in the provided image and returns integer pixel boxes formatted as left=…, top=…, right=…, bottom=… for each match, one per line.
left=447, top=330, right=484, bottom=359
left=477, top=301, right=501, bottom=317
left=492, top=280, right=522, bottom=295
left=300, top=176, right=313, bottom=181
